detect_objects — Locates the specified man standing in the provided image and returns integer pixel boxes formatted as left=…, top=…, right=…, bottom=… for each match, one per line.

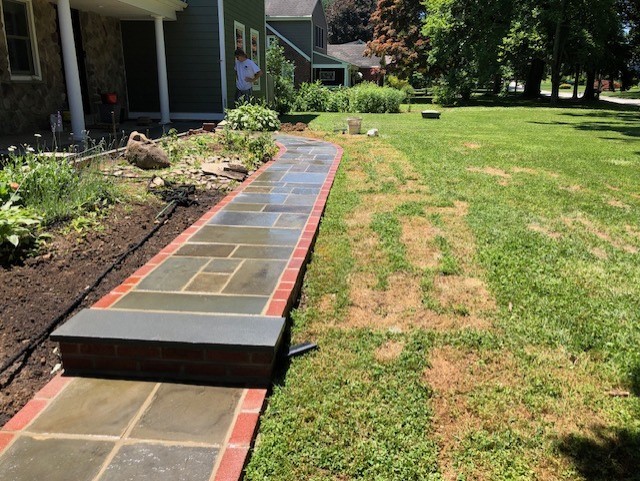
left=234, top=49, right=263, bottom=104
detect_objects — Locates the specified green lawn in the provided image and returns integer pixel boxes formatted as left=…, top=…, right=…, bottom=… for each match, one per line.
left=601, top=86, right=640, bottom=99
left=245, top=102, right=640, bottom=480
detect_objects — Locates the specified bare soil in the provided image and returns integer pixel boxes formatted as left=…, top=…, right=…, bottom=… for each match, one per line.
left=0, top=190, right=222, bottom=425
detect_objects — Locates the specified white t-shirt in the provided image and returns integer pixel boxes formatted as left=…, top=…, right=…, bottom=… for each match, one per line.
left=235, top=58, right=261, bottom=91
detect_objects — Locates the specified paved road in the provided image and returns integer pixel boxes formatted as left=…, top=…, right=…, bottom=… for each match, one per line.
left=541, top=90, right=640, bottom=108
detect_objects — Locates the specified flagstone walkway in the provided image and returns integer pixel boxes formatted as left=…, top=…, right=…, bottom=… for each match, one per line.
left=0, top=135, right=343, bottom=481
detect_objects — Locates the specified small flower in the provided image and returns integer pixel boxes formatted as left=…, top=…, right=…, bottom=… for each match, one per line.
left=9, top=182, right=19, bottom=191
left=7, top=145, right=16, bottom=152
left=34, top=133, right=42, bottom=138
left=27, top=146, right=35, bottom=152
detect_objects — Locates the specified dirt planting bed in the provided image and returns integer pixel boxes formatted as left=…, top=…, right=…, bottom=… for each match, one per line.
left=0, top=190, right=222, bottom=425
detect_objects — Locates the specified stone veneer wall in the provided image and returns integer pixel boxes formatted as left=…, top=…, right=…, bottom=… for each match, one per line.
left=0, top=0, right=65, bottom=135
left=79, top=12, right=127, bottom=120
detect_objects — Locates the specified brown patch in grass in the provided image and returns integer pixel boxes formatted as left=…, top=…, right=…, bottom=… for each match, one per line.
left=564, top=215, right=638, bottom=254
left=467, top=166, right=511, bottom=179
left=625, top=225, right=640, bottom=241
left=560, top=184, right=583, bottom=193
left=511, top=167, right=539, bottom=175
left=589, top=247, right=609, bottom=260
left=374, top=340, right=405, bottom=362
left=463, top=142, right=481, bottom=149
left=528, top=223, right=562, bottom=239
left=607, top=198, right=631, bottom=209
left=434, top=275, right=497, bottom=315
left=606, top=184, right=621, bottom=192
left=344, top=272, right=489, bottom=331
left=401, top=216, right=441, bottom=269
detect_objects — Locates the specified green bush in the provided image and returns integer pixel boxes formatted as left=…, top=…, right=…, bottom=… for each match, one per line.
left=386, top=75, right=415, bottom=95
left=226, top=103, right=281, bottom=131
left=350, top=82, right=406, bottom=113
left=293, top=81, right=331, bottom=112
left=431, top=83, right=459, bottom=106
left=220, top=130, right=278, bottom=170
left=266, top=40, right=295, bottom=114
left=1, top=153, right=118, bottom=226
left=326, top=87, right=351, bottom=112
left=559, top=83, right=572, bottom=90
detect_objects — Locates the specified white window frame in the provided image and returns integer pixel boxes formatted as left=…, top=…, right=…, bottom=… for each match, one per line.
left=233, top=20, right=246, bottom=51
left=250, top=28, right=260, bottom=91
left=1, top=0, right=41, bottom=81
left=266, top=34, right=276, bottom=49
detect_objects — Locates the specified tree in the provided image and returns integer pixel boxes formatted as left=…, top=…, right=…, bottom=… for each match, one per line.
left=326, top=0, right=376, bottom=44
left=367, top=0, right=430, bottom=78
left=266, top=40, right=295, bottom=113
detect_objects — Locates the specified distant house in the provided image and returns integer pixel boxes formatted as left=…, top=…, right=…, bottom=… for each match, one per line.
left=0, top=0, right=266, bottom=137
left=327, top=40, right=385, bottom=85
left=265, top=0, right=354, bottom=87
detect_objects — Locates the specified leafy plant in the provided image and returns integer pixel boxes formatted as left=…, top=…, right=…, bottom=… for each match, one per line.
left=0, top=197, right=40, bottom=251
left=226, top=103, right=281, bottom=131
left=266, top=40, right=296, bottom=114
left=220, top=129, right=278, bottom=170
left=293, top=81, right=332, bottom=111
left=350, top=82, right=406, bottom=113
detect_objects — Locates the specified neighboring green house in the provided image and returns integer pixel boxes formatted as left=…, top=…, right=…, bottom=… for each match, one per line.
left=122, top=0, right=266, bottom=121
left=265, top=0, right=353, bottom=87
left=0, top=0, right=266, bottom=138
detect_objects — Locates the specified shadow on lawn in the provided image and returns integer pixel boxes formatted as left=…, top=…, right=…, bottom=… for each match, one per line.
left=279, top=114, right=319, bottom=125
left=463, top=94, right=640, bottom=112
left=528, top=109, right=640, bottom=142
left=558, top=425, right=640, bottom=480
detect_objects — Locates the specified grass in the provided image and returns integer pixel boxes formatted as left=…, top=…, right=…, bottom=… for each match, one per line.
left=246, top=101, right=640, bottom=480
left=601, top=85, right=640, bottom=99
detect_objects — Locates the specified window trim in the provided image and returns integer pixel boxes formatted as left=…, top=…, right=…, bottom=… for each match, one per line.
left=233, top=20, right=246, bottom=52
left=1, top=0, right=41, bottom=81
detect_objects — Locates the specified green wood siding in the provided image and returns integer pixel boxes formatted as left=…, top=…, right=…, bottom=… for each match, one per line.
left=224, top=0, right=266, bottom=107
left=311, top=0, right=327, bottom=54
left=122, top=0, right=223, bottom=115
left=265, top=20, right=310, bottom=57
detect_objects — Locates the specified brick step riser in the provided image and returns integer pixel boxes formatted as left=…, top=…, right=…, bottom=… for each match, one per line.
left=58, top=342, right=275, bottom=386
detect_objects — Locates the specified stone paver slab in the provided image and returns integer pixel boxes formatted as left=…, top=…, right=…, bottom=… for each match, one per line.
left=29, top=378, right=155, bottom=436
left=184, top=273, right=230, bottom=293
left=281, top=173, right=327, bottom=184
left=223, top=203, right=266, bottom=212
left=136, top=257, right=209, bottom=292
left=230, top=245, right=293, bottom=260
left=204, top=258, right=243, bottom=274
left=131, top=384, right=242, bottom=444
left=174, top=244, right=236, bottom=258
left=189, top=225, right=301, bottom=246
left=114, top=292, right=268, bottom=315
left=0, top=436, right=113, bottom=481
left=99, top=443, right=217, bottom=481
left=232, top=193, right=288, bottom=204
left=222, top=260, right=288, bottom=296
left=274, top=214, right=309, bottom=229
left=208, top=211, right=280, bottom=227
left=262, top=204, right=312, bottom=214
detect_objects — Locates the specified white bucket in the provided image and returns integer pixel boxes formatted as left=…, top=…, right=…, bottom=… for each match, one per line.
left=347, top=117, right=362, bottom=135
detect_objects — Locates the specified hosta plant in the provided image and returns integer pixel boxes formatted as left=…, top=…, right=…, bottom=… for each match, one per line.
left=226, top=103, right=281, bottom=132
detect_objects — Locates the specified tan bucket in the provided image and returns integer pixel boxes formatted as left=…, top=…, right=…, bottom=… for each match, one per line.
left=347, top=117, right=362, bottom=135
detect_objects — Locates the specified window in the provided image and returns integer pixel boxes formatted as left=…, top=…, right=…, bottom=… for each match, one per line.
left=2, top=0, right=40, bottom=79
left=250, top=28, right=260, bottom=91
left=266, top=35, right=276, bottom=49
left=314, top=25, right=324, bottom=49
left=234, top=21, right=245, bottom=51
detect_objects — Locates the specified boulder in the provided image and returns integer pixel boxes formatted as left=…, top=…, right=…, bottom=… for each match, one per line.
left=125, top=131, right=170, bottom=170
left=226, top=162, right=249, bottom=174
left=201, top=162, right=246, bottom=181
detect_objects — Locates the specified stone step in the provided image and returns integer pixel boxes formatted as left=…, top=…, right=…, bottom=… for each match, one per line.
left=51, top=309, right=286, bottom=386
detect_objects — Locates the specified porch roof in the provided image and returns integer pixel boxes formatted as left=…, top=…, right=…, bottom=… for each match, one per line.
left=51, top=0, right=187, bottom=20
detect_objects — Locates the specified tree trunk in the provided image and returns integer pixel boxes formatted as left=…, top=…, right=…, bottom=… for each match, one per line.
left=492, top=74, right=502, bottom=94
left=550, top=0, right=567, bottom=105
left=573, top=65, right=580, bottom=100
left=609, top=76, right=615, bottom=91
left=523, top=58, right=545, bottom=98
left=583, top=68, right=596, bottom=101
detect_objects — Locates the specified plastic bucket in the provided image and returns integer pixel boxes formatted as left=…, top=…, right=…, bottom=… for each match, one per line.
left=347, top=117, right=362, bottom=135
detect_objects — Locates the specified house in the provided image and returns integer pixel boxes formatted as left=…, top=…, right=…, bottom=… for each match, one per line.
left=0, top=0, right=266, bottom=138
left=265, top=0, right=353, bottom=87
left=327, top=40, right=385, bottom=86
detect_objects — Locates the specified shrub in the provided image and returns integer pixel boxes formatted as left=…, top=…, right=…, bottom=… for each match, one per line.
left=386, top=75, right=415, bottom=95
left=220, top=130, right=278, bottom=170
left=226, top=103, right=280, bottom=131
left=293, top=81, right=331, bottom=112
left=1, top=153, right=118, bottom=225
left=559, top=83, right=572, bottom=90
left=0, top=187, right=41, bottom=259
left=431, top=83, right=459, bottom=106
left=350, top=82, right=406, bottom=113
left=326, top=87, right=351, bottom=112
left=266, top=40, right=295, bottom=114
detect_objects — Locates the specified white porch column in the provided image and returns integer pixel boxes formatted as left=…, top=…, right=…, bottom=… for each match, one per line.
left=154, top=16, right=171, bottom=124
left=57, top=0, right=85, bottom=141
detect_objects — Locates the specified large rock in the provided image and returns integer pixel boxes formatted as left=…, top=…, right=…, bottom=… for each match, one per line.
left=125, top=131, right=170, bottom=170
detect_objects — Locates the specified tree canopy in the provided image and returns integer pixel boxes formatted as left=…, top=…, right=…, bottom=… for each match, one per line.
left=326, top=0, right=376, bottom=44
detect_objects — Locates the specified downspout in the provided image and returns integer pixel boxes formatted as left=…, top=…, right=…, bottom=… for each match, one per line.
left=218, top=0, right=228, bottom=112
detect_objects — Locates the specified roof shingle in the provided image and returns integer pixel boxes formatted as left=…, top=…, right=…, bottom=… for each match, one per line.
left=266, top=0, right=317, bottom=17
